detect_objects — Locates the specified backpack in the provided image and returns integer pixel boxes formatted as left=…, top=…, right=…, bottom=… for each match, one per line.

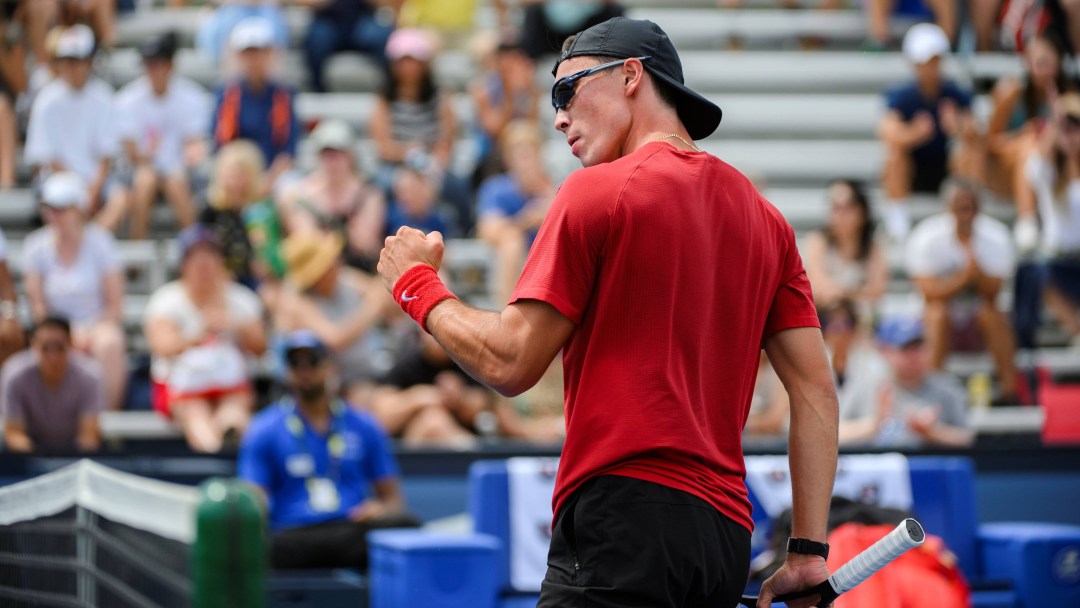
left=828, top=522, right=970, bottom=608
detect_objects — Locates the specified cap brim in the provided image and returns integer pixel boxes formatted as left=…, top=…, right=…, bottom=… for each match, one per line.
left=646, top=66, right=722, bottom=140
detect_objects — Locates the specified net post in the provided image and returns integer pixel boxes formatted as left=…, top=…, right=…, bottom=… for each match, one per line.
left=192, top=478, right=267, bottom=608
left=75, top=504, right=98, bottom=607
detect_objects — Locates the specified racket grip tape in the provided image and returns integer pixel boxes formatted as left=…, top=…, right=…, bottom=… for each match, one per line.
left=827, top=518, right=925, bottom=593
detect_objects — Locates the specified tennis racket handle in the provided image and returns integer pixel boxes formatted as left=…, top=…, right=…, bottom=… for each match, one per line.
left=828, top=518, right=925, bottom=593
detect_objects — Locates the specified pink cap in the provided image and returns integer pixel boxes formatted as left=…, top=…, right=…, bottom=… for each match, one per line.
left=385, top=28, right=435, bottom=62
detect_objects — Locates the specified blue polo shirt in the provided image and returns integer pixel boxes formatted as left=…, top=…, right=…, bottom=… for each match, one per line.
left=210, top=79, right=299, bottom=167
left=238, top=400, right=398, bottom=531
left=884, top=80, right=972, bottom=162
left=477, top=173, right=539, bottom=246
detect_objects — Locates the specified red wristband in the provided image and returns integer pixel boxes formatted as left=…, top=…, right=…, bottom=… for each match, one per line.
left=392, top=265, right=458, bottom=333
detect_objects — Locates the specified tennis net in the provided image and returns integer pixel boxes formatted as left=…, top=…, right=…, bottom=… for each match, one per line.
left=0, top=459, right=198, bottom=608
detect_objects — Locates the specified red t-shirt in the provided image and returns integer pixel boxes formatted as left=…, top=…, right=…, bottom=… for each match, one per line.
left=511, top=142, right=819, bottom=532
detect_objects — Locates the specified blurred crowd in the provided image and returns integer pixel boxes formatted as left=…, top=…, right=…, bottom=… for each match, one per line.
left=0, top=0, right=1076, bottom=457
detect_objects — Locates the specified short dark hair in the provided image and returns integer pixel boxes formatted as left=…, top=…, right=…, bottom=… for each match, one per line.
left=559, top=35, right=678, bottom=112
left=32, top=316, right=72, bottom=340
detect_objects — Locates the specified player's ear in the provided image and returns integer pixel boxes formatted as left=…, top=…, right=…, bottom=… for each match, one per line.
left=623, top=59, right=645, bottom=95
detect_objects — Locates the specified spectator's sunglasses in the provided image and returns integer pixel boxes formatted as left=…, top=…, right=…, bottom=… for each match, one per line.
left=287, top=351, right=325, bottom=370
left=551, top=56, right=652, bottom=111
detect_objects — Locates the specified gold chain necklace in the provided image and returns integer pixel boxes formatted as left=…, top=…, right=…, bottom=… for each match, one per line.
left=656, top=133, right=701, bottom=152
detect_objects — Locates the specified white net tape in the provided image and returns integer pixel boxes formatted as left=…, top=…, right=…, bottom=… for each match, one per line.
left=0, top=459, right=199, bottom=544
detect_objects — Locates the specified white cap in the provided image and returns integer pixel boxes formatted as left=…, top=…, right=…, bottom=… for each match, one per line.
left=902, top=23, right=950, bottom=64
left=310, top=119, right=355, bottom=152
left=54, top=24, right=96, bottom=60
left=41, top=172, right=89, bottom=211
left=229, top=17, right=277, bottom=51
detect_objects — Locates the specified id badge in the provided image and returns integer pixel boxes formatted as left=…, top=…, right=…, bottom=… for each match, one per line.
left=286, top=454, right=315, bottom=478
left=307, top=477, right=340, bottom=513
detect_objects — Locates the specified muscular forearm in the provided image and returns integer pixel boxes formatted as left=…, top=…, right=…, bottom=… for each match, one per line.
left=764, top=328, right=838, bottom=543
left=427, top=300, right=540, bottom=397
left=787, top=389, right=839, bottom=542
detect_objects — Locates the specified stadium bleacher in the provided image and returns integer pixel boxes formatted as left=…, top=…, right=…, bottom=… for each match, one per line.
left=1, top=0, right=1073, bottom=437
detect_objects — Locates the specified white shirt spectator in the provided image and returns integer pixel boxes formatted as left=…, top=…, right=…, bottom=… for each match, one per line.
left=115, top=75, right=210, bottom=175
left=21, top=224, right=120, bottom=325
left=25, top=78, right=118, bottom=182
left=905, top=212, right=1016, bottom=280
left=143, top=280, right=262, bottom=383
left=1025, top=154, right=1080, bottom=255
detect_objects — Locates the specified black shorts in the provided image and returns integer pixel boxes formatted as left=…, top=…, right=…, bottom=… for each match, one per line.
left=538, top=475, right=751, bottom=608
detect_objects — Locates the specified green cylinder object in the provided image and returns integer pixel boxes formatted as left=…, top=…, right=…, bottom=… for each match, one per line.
left=192, top=478, right=267, bottom=608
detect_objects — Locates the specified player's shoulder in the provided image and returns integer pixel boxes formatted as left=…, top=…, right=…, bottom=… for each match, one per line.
left=563, top=143, right=697, bottom=195
left=561, top=155, right=637, bottom=192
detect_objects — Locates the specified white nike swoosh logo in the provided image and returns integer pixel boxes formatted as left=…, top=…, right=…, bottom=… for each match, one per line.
left=401, top=291, right=418, bottom=302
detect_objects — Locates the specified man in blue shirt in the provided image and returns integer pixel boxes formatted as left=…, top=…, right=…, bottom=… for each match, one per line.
left=238, top=330, right=417, bottom=570
left=210, top=17, right=299, bottom=185
left=878, top=23, right=981, bottom=240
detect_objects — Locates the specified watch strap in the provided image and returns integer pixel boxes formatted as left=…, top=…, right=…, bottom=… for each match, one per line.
left=787, top=537, right=830, bottom=559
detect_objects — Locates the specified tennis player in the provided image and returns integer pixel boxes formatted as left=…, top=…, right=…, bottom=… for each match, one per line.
left=378, top=17, right=839, bottom=608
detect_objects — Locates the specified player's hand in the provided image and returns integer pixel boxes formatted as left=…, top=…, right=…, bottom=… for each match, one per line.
left=757, top=554, right=831, bottom=608
left=377, top=226, right=447, bottom=293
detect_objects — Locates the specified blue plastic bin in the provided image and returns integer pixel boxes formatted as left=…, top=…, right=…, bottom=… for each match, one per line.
left=368, top=530, right=500, bottom=608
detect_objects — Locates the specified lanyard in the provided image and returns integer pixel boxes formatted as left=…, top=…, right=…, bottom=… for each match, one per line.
left=284, top=398, right=347, bottom=483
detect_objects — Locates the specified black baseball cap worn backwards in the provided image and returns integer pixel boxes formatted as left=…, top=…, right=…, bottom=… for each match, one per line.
left=553, top=17, right=722, bottom=141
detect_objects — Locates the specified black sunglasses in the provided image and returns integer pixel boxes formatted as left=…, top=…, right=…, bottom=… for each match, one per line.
left=551, top=56, right=652, bottom=111
left=287, top=351, right=325, bottom=369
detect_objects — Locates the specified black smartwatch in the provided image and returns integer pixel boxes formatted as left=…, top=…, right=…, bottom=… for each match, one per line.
left=787, top=537, right=830, bottom=559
